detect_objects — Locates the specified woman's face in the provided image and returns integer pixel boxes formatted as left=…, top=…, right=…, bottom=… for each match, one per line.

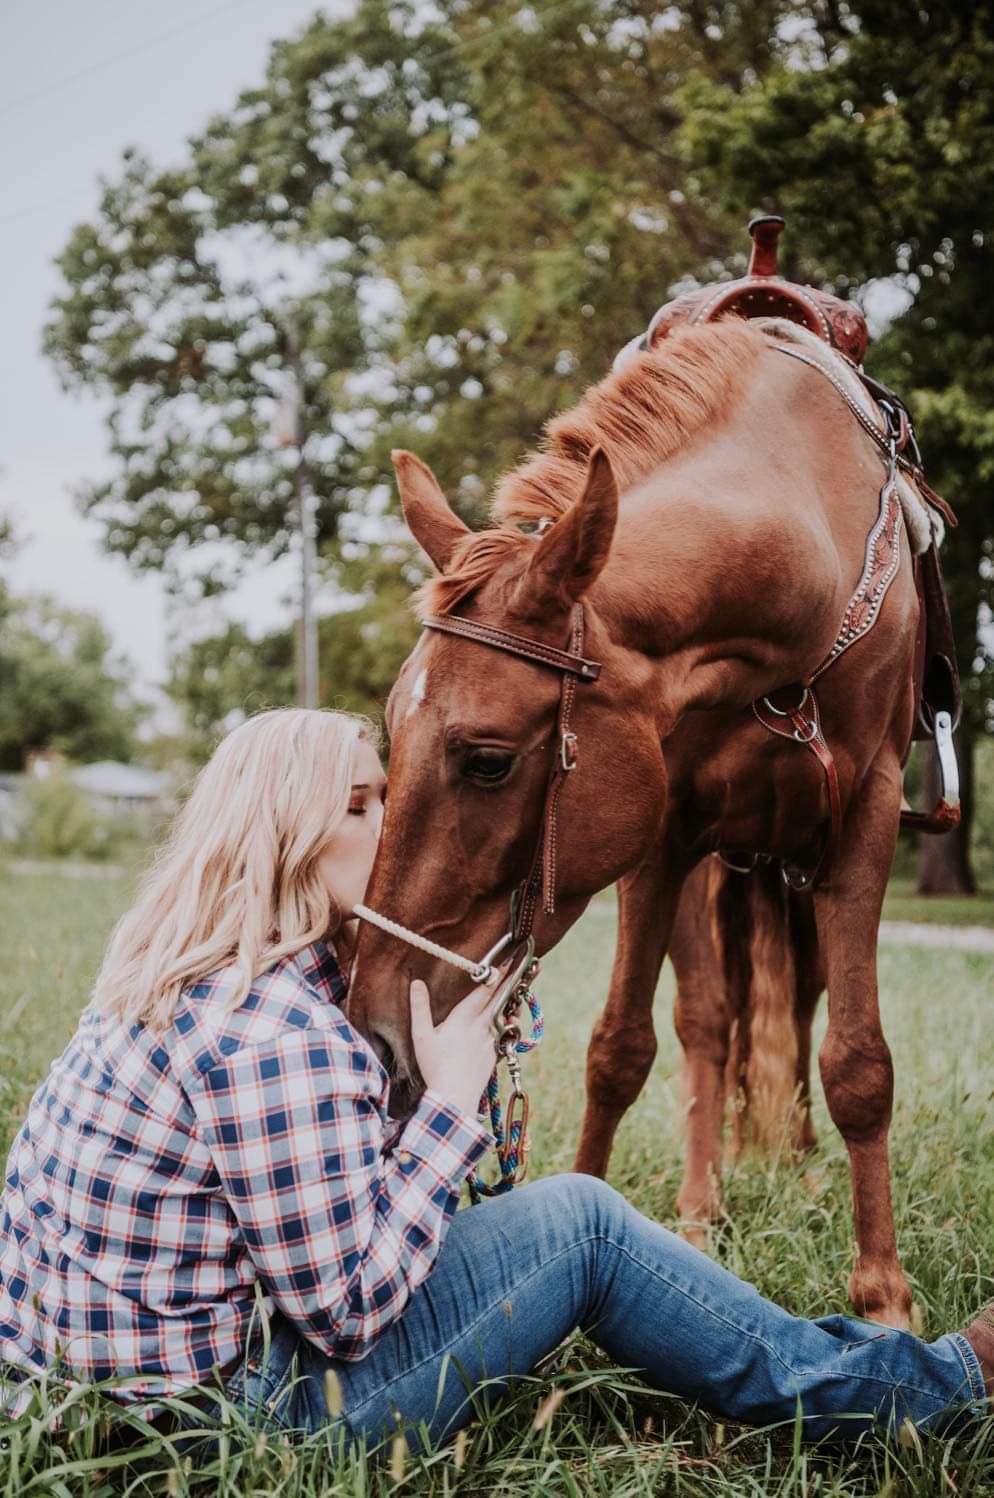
left=315, top=737, right=387, bottom=927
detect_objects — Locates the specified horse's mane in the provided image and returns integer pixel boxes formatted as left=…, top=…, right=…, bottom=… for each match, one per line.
left=418, top=319, right=766, bottom=618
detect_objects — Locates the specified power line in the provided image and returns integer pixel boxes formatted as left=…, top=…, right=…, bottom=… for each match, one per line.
left=2, top=0, right=582, bottom=125
left=0, top=0, right=584, bottom=230
left=0, top=0, right=260, bottom=121
left=0, top=185, right=99, bottom=230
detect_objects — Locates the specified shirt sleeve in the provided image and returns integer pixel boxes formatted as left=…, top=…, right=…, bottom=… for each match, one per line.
left=187, top=1027, right=494, bottom=1360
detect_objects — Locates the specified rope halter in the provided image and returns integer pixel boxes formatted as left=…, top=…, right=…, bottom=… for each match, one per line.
left=353, top=901, right=543, bottom=1196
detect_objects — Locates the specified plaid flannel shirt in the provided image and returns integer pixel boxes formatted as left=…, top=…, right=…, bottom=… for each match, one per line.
left=0, top=939, right=493, bottom=1407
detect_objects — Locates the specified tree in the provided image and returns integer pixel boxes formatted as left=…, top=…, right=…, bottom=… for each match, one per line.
left=49, top=0, right=989, bottom=886
left=40, top=2, right=484, bottom=600
left=678, top=0, right=994, bottom=890
left=43, top=1, right=782, bottom=579
left=167, top=544, right=422, bottom=747
left=0, top=596, right=144, bottom=770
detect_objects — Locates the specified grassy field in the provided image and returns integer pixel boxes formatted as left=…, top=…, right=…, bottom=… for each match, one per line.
left=2, top=863, right=994, bottom=1495
left=882, top=877, right=994, bottom=928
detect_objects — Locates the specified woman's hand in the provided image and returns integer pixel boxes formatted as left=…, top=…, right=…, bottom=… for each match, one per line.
left=409, top=972, right=506, bottom=1119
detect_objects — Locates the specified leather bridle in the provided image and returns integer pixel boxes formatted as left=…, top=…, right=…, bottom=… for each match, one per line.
left=422, top=601, right=601, bottom=944
left=351, top=603, right=601, bottom=1197
left=353, top=600, right=602, bottom=1025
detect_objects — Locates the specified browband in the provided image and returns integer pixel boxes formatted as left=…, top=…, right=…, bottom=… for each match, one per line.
left=421, top=613, right=602, bottom=681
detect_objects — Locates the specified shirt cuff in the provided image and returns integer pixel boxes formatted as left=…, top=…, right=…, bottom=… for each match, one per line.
left=392, top=1086, right=494, bottom=1190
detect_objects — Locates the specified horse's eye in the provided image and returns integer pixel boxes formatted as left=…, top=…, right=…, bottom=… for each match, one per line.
left=461, top=748, right=515, bottom=786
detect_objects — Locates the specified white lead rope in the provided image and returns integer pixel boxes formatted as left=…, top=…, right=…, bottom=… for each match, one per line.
left=353, top=903, right=498, bottom=983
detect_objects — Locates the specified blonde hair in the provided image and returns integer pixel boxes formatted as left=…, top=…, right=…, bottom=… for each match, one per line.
left=92, top=707, right=378, bottom=1029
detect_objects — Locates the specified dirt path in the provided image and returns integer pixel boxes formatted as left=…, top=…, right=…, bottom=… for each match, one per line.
left=879, top=921, right=994, bottom=954
left=5, top=858, right=125, bottom=880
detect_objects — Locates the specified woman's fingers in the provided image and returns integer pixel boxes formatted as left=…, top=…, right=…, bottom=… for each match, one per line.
left=410, top=964, right=515, bottom=1045
left=409, top=978, right=434, bottom=1045
left=469, top=960, right=515, bottom=1012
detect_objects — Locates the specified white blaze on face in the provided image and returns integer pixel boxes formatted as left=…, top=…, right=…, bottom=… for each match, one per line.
left=407, top=665, right=429, bottom=717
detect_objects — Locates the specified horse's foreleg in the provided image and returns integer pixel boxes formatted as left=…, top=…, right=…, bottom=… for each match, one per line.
left=672, top=860, right=739, bottom=1240
left=813, top=753, right=912, bottom=1329
left=573, top=856, right=685, bottom=1180
left=788, top=890, right=824, bottom=1156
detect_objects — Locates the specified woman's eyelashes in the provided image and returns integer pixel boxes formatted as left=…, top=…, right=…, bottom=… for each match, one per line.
left=349, top=784, right=387, bottom=815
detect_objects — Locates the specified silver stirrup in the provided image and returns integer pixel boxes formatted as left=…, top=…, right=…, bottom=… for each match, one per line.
left=933, top=709, right=960, bottom=809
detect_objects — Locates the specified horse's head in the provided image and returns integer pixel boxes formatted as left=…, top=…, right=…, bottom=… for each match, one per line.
left=349, top=445, right=667, bottom=1118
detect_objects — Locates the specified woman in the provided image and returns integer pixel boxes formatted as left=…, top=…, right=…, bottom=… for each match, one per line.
left=0, top=707, right=991, bottom=1454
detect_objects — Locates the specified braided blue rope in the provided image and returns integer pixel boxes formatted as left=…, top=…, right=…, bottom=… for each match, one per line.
left=467, top=989, right=544, bottom=1204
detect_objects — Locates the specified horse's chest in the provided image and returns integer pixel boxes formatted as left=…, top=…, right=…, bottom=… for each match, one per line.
left=666, top=709, right=836, bottom=861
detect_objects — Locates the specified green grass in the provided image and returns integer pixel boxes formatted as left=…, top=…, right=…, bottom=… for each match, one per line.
left=3, top=865, right=994, bottom=1494
left=883, top=877, right=994, bottom=928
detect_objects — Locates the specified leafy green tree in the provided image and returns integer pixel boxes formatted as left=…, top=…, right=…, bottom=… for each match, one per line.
left=0, top=597, right=143, bottom=771
left=679, top=0, right=994, bottom=889
left=168, top=621, right=294, bottom=741
left=42, top=1, right=777, bottom=580
left=47, top=0, right=991, bottom=887
left=167, top=544, right=421, bottom=746
left=41, top=1, right=482, bottom=597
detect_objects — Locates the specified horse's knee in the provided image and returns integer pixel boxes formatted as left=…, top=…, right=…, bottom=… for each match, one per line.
left=819, top=1027, right=893, bottom=1139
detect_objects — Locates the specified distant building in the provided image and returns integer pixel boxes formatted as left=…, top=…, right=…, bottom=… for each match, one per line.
left=0, top=757, right=174, bottom=842
left=0, top=774, right=23, bottom=841
left=69, top=760, right=172, bottom=817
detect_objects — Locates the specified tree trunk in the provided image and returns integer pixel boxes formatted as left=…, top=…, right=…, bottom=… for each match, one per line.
left=916, top=721, right=976, bottom=894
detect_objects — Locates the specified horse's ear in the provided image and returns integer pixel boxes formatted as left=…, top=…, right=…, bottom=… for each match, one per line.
left=391, top=450, right=470, bottom=573
left=514, top=446, right=618, bottom=612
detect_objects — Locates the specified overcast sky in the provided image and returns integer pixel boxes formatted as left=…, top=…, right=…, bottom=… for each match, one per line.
left=0, top=0, right=347, bottom=723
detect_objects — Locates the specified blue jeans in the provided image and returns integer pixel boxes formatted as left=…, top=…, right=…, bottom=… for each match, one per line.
left=226, top=1173, right=986, bottom=1453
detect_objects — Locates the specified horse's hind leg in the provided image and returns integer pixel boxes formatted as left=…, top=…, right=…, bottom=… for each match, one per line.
left=814, top=751, right=912, bottom=1329
left=573, top=854, right=686, bottom=1181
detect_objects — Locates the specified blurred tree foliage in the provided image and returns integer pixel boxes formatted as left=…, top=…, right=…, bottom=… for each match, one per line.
left=167, top=543, right=422, bottom=747
left=0, top=597, right=143, bottom=771
left=42, top=0, right=784, bottom=581
left=44, top=0, right=992, bottom=881
left=12, top=769, right=124, bottom=862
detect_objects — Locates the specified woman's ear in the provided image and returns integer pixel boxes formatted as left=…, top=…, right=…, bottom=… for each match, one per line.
left=391, top=450, right=471, bottom=574
left=512, top=446, right=619, bottom=615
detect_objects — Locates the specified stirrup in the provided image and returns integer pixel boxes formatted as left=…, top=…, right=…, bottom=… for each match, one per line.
left=899, top=710, right=961, bottom=834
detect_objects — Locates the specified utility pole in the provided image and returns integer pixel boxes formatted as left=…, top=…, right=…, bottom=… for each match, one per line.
left=272, top=330, right=319, bottom=708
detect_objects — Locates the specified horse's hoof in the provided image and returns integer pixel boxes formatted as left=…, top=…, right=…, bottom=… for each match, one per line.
left=849, top=1265, right=914, bottom=1331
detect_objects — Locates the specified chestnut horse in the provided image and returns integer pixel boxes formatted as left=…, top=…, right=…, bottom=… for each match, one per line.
left=349, top=318, right=924, bottom=1328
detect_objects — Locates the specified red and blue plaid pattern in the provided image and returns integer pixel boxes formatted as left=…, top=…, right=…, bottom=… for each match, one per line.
left=0, top=939, right=493, bottom=1407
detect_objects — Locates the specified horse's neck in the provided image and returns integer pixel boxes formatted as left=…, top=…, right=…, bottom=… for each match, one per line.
left=591, top=374, right=857, bottom=719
